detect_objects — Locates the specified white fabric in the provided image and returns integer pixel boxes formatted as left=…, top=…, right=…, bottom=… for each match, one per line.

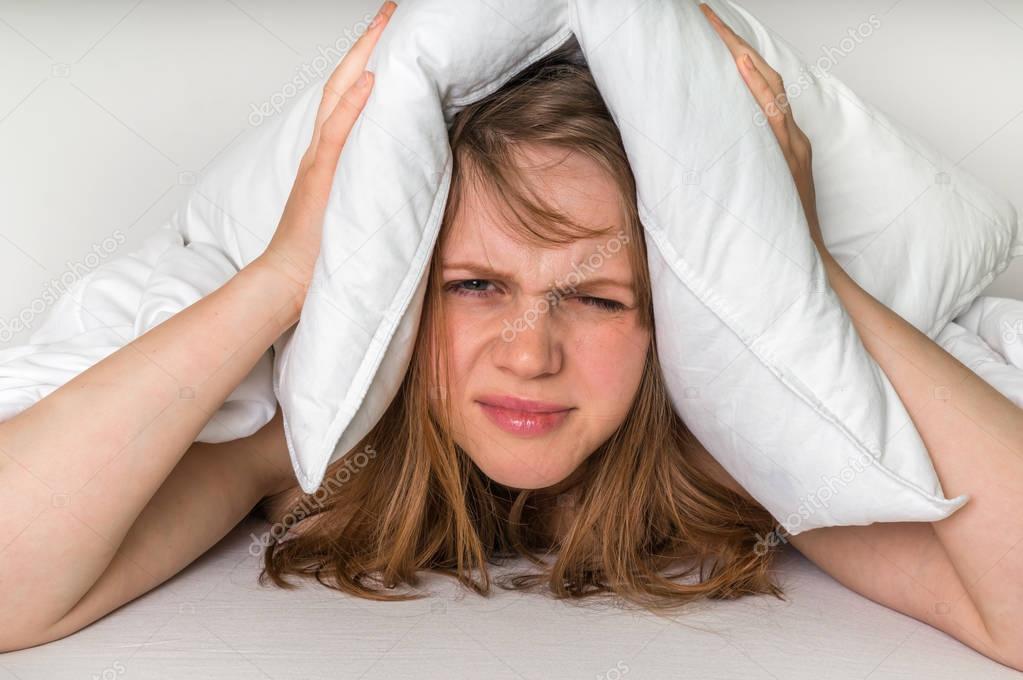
left=0, top=0, right=1019, bottom=535
left=2, top=515, right=1018, bottom=679
left=7, top=511, right=1023, bottom=674
left=937, top=296, right=1023, bottom=408
left=0, top=229, right=276, bottom=443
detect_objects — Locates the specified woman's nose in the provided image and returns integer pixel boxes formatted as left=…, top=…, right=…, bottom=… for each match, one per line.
left=491, top=301, right=563, bottom=378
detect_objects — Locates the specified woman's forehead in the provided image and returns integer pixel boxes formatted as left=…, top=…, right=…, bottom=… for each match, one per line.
left=437, top=142, right=638, bottom=287
left=439, top=219, right=635, bottom=293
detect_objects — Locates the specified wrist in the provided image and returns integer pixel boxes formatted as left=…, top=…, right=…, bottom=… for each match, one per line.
left=236, top=258, right=306, bottom=331
left=816, top=246, right=845, bottom=283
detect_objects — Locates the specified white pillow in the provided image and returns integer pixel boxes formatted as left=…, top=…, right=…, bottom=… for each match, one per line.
left=268, top=0, right=1019, bottom=534
left=1, top=0, right=1018, bottom=535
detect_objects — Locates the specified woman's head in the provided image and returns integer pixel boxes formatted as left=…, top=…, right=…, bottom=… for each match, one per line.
left=259, top=37, right=782, bottom=610
left=427, top=53, right=653, bottom=493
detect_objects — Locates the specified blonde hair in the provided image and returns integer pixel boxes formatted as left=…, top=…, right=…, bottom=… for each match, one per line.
left=257, top=37, right=784, bottom=611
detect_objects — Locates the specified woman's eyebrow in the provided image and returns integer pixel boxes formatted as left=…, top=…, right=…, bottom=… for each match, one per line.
left=441, top=262, right=513, bottom=279
left=441, top=261, right=634, bottom=293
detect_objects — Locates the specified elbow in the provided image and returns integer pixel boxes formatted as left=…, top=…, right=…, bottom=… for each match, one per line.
left=979, top=618, right=1023, bottom=672
left=996, top=650, right=1023, bottom=674
left=991, top=634, right=1023, bottom=673
left=0, top=620, right=68, bottom=654
left=0, top=632, right=42, bottom=654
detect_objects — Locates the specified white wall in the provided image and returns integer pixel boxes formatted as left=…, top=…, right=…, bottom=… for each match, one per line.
left=0, top=0, right=1019, bottom=349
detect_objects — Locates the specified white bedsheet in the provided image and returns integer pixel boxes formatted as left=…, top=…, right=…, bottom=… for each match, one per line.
left=0, top=227, right=276, bottom=443
left=2, top=514, right=1019, bottom=679
left=937, top=296, right=1023, bottom=407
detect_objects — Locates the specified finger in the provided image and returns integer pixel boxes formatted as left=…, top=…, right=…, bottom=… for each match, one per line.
left=738, top=53, right=791, bottom=149
left=701, top=3, right=749, bottom=53
left=700, top=4, right=797, bottom=132
left=320, top=1, right=395, bottom=115
left=700, top=3, right=787, bottom=105
left=312, top=1, right=396, bottom=143
left=307, top=70, right=375, bottom=191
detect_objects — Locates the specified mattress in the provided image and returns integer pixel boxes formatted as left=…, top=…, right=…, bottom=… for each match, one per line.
left=2, top=514, right=1020, bottom=679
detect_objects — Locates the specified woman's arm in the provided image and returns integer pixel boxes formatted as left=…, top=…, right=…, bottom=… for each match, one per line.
left=699, top=3, right=1023, bottom=669
left=0, top=0, right=395, bottom=650
left=0, top=262, right=299, bottom=649
left=792, top=254, right=1023, bottom=666
left=690, top=257, right=1023, bottom=669
left=5, top=408, right=292, bottom=652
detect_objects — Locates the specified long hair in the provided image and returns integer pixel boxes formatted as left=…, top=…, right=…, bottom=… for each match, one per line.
left=256, top=37, right=785, bottom=611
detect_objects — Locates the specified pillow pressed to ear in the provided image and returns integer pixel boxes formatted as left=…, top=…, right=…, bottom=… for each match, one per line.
left=269, top=0, right=1019, bottom=534
left=0, top=0, right=1018, bottom=536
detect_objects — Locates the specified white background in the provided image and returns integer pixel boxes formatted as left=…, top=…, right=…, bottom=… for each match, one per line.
left=0, top=0, right=1020, bottom=349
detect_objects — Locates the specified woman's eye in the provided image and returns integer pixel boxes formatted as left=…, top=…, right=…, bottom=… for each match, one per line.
left=447, top=279, right=495, bottom=297
left=445, top=281, right=625, bottom=312
left=578, top=296, right=627, bottom=312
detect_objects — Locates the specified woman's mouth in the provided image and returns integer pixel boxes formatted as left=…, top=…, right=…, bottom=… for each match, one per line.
left=475, top=397, right=573, bottom=437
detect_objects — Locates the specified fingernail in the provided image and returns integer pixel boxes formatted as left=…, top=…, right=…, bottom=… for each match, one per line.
left=743, top=54, right=753, bottom=70
left=370, top=1, right=394, bottom=28
left=369, top=3, right=385, bottom=27
left=358, top=70, right=372, bottom=86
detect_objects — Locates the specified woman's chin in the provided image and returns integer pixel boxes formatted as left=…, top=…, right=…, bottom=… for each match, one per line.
left=473, top=455, right=586, bottom=494
left=477, top=459, right=575, bottom=492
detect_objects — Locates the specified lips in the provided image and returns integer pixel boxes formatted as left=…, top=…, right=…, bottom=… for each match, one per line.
left=475, top=395, right=574, bottom=437
left=476, top=394, right=571, bottom=413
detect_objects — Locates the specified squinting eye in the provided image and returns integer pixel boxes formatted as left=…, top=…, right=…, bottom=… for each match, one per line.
left=445, top=281, right=626, bottom=313
left=578, top=296, right=627, bottom=312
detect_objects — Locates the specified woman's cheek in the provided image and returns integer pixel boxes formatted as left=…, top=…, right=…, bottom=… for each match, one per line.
left=443, top=308, right=493, bottom=374
left=578, top=323, right=649, bottom=395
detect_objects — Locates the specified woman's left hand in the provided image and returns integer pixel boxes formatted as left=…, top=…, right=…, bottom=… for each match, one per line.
left=699, top=3, right=826, bottom=254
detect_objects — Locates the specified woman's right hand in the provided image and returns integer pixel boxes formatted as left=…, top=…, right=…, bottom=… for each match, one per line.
left=250, top=0, right=396, bottom=317
left=700, top=3, right=826, bottom=254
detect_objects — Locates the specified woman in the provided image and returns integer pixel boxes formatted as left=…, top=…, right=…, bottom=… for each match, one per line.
left=1, top=1, right=1020, bottom=669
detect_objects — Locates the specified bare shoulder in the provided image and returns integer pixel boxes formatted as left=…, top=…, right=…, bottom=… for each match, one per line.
left=256, top=470, right=355, bottom=538
left=257, top=482, right=304, bottom=527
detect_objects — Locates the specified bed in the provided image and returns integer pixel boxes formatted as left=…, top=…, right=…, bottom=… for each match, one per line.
left=0, top=0, right=1021, bottom=677
left=4, top=514, right=1022, bottom=679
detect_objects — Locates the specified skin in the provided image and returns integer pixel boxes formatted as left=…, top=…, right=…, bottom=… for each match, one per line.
left=695, top=3, right=1023, bottom=670
left=0, top=1, right=393, bottom=651
left=432, top=144, right=649, bottom=493
left=1, top=1, right=1020, bottom=670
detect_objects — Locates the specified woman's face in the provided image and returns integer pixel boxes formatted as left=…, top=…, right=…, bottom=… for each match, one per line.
left=432, top=144, right=651, bottom=492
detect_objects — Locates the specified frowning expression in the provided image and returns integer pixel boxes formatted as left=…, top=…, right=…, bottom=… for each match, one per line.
left=430, top=144, right=651, bottom=491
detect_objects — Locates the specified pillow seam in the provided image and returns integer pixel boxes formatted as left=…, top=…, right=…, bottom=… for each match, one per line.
left=637, top=201, right=965, bottom=508
left=303, top=159, right=456, bottom=490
